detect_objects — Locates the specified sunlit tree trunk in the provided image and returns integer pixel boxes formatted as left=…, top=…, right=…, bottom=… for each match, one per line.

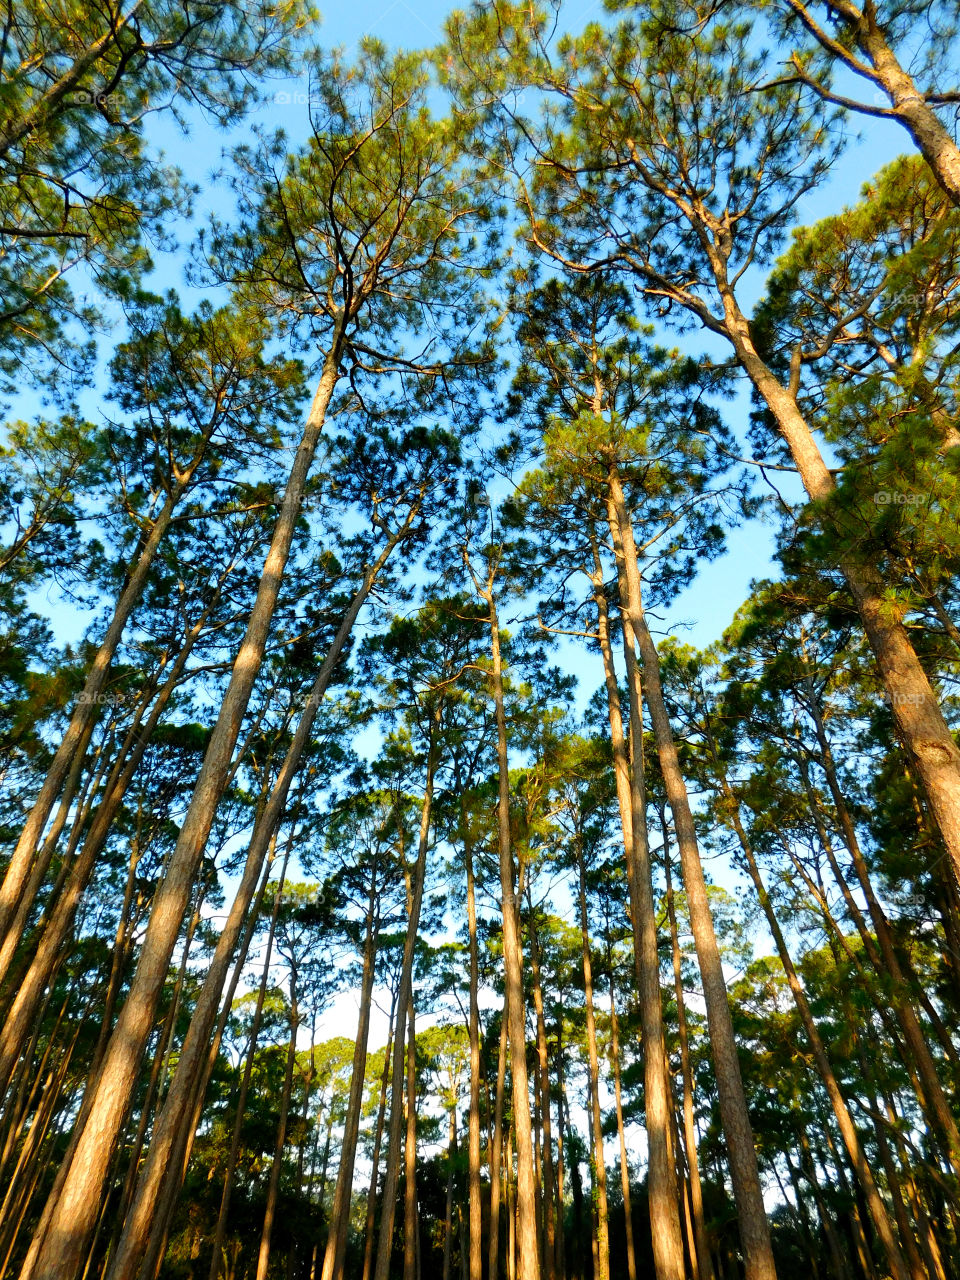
left=403, top=995, right=418, bottom=1280
left=25, top=347, right=344, bottom=1280
left=662, top=843, right=714, bottom=1280
left=596, top=522, right=687, bottom=1280
left=320, top=863, right=381, bottom=1280
left=527, top=912, right=557, bottom=1280
left=480, top=576, right=540, bottom=1280
left=373, top=724, right=438, bottom=1280
left=463, top=824, right=484, bottom=1280
left=607, top=475, right=776, bottom=1280
left=256, top=963, right=299, bottom=1280
left=574, top=843, right=609, bottom=1280
left=488, top=1017, right=509, bottom=1280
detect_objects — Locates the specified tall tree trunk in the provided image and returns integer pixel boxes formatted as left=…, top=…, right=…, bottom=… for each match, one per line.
left=208, top=833, right=291, bottom=1280
left=443, top=1108, right=457, bottom=1280
left=705, top=744, right=910, bottom=1280
left=605, top=967, right=637, bottom=1280
left=527, top=912, right=557, bottom=1280
left=257, top=968, right=299, bottom=1280
left=403, top=996, right=418, bottom=1280
left=662, top=843, right=714, bottom=1280
left=596, top=525, right=687, bottom=1280
left=607, top=474, right=776, bottom=1280
left=109, top=549, right=401, bottom=1280
left=362, top=1000, right=397, bottom=1280
left=463, top=825, right=484, bottom=1280
left=320, top=864, right=381, bottom=1280
left=25, top=348, right=345, bottom=1280
left=483, top=581, right=540, bottom=1280
left=488, top=1015, right=509, bottom=1280
left=717, top=300, right=960, bottom=889
left=373, top=728, right=438, bottom=1280
left=574, top=843, right=610, bottom=1280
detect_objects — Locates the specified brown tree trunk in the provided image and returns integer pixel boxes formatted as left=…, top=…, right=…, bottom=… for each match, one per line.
left=320, top=864, right=381, bottom=1280
left=362, top=997, right=397, bottom=1280
left=463, top=828, right=484, bottom=1280
left=785, top=0, right=960, bottom=206
left=443, top=1108, right=457, bottom=1280
left=25, top=350, right=344, bottom=1280
left=488, top=1015, right=509, bottom=1280
left=373, top=731, right=438, bottom=1280
left=403, top=996, right=418, bottom=1280
left=208, top=834, right=291, bottom=1280
left=605, top=969, right=637, bottom=1280
left=256, top=969, right=299, bottom=1280
left=721, top=308, right=960, bottom=890
left=574, top=844, right=610, bottom=1280
left=526, top=913, right=557, bottom=1280
left=597, top=521, right=688, bottom=1280
left=108, top=542, right=406, bottom=1280
left=662, top=843, right=714, bottom=1280
left=483, top=582, right=540, bottom=1280
left=608, top=475, right=777, bottom=1280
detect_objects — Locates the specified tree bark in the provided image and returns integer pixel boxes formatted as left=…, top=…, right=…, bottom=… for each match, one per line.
left=24, top=350, right=343, bottom=1280
left=463, top=826, right=484, bottom=1280
left=662, top=843, right=714, bottom=1280
left=599, top=518, right=687, bottom=1280
left=484, top=583, right=541, bottom=1280
left=373, top=730, right=437, bottom=1280
left=574, top=844, right=610, bottom=1280
left=257, top=967, right=299, bottom=1280
left=319, top=863, right=381, bottom=1280
left=608, top=475, right=777, bottom=1280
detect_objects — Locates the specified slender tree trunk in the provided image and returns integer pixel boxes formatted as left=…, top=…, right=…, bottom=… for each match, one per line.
left=483, top=582, right=540, bottom=1280
left=527, top=913, right=557, bottom=1280
left=110, top=553, right=401, bottom=1280
left=403, top=995, right=418, bottom=1280
left=574, top=844, right=610, bottom=1280
left=26, top=349, right=345, bottom=1280
left=608, top=475, right=776, bottom=1280
left=597, top=524, right=687, bottom=1280
left=320, top=866, right=381, bottom=1280
left=605, top=968, right=637, bottom=1280
left=257, top=971, right=299, bottom=1280
left=373, top=731, right=438, bottom=1280
left=443, top=1108, right=457, bottom=1280
left=662, top=845, right=714, bottom=1280
left=361, top=1001, right=396, bottom=1280
left=463, top=829, right=484, bottom=1280
left=488, top=1016, right=509, bottom=1280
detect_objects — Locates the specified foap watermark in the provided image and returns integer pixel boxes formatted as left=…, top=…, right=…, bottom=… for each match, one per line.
left=873, top=491, right=924, bottom=506
left=76, top=689, right=131, bottom=709
left=66, top=89, right=120, bottom=108
left=881, top=691, right=927, bottom=708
